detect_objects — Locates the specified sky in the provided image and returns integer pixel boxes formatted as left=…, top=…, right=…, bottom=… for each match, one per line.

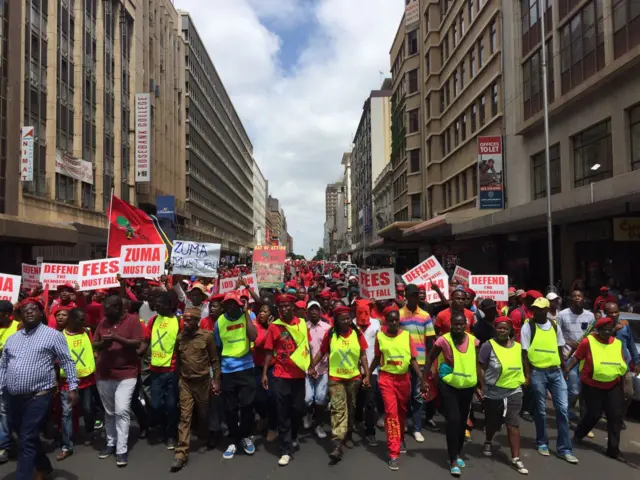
left=174, top=0, right=405, bottom=257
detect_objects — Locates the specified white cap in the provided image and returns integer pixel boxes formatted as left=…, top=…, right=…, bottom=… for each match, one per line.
left=546, top=292, right=559, bottom=301
left=307, top=301, right=322, bottom=310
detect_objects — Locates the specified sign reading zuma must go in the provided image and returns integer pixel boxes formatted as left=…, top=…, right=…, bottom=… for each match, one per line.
left=359, top=268, right=396, bottom=300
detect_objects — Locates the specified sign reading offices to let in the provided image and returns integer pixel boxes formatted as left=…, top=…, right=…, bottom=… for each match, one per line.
left=253, top=246, right=286, bottom=288
left=478, top=136, right=504, bottom=210
left=21, top=127, right=35, bottom=181
left=171, top=241, right=221, bottom=277
left=135, top=93, right=151, bottom=182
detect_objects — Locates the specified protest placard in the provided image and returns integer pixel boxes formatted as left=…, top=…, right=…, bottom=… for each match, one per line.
left=39, top=263, right=79, bottom=289
left=359, top=268, right=396, bottom=300
left=78, top=259, right=121, bottom=291
left=402, top=256, right=447, bottom=285
left=219, top=273, right=258, bottom=294
left=452, top=266, right=471, bottom=285
left=253, top=246, right=286, bottom=288
left=422, top=275, right=450, bottom=304
left=0, top=273, right=21, bottom=303
left=171, top=241, right=221, bottom=277
left=21, top=264, right=41, bottom=290
left=469, top=275, right=509, bottom=301
left=120, top=244, right=166, bottom=279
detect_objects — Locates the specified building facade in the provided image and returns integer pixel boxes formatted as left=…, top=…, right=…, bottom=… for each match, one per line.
left=325, top=182, right=342, bottom=221
left=268, top=196, right=283, bottom=245
left=252, top=160, right=267, bottom=246
left=336, top=151, right=353, bottom=256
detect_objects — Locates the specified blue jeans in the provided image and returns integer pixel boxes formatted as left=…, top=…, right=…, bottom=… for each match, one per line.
left=150, top=371, right=179, bottom=439
left=9, top=391, right=53, bottom=479
left=305, top=373, right=328, bottom=406
left=0, top=391, right=11, bottom=450
left=60, top=387, right=95, bottom=451
left=408, top=369, right=426, bottom=433
left=567, top=363, right=581, bottom=409
left=531, top=368, right=573, bottom=455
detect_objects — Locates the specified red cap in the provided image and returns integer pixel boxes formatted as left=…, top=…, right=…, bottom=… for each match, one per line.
left=417, top=284, right=427, bottom=292
left=526, top=290, right=543, bottom=299
left=275, top=293, right=297, bottom=305
left=294, top=300, right=307, bottom=309
left=599, top=286, right=609, bottom=292
left=595, top=316, right=614, bottom=329
left=18, top=297, right=45, bottom=310
left=464, top=287, right=476, bottom=298
left=222, top=291, right=243, bottom=306
left=333, top=305, right=352, bottom=316
left=239, top=290, right=250, bottom=299
left=318, top=290, right=332, bottom=299
left=210, top=293, right=225, bottom=303
left=56, top=282, right=75, bottom=292
left=508, top=287, right=516, bottom=293
left=383, top=305, right=400, bottom=315
left=493, top=316, right=513, bottom=326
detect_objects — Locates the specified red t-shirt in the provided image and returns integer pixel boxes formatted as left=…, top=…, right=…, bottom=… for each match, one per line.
left=199, top=316, right=216, bottom=332
left=300, top=271, right=314, bottom=287
left=370, top=307, right=385, bottom=322
left=574, top=335, right=624, bottom=389
left=319, top=327, right=368, bottom=381
left=374, top=326, right=418, bottom=372
left=509, top=306, right=532, bottom=341
left=320, top=313, right=334, bottom=326
left=263, top=317, right=309, bottom=380
left=435, top=308, right=475, bottom=335
left=253, top=321, right=275, bottom=368
left=59, top=329, right=96, bottom=391
left=94, top=314, right=144, bottom=381
left=145, top=315, right=184, bottom=373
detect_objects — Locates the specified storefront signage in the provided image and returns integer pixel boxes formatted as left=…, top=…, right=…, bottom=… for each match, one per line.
left=613, top=217, right=640, bottom=241
left=135, top=93, right=151, bottom=182
left=477, top=136, right=504, bottom=210
left=20, top=127, right=34, bottom=181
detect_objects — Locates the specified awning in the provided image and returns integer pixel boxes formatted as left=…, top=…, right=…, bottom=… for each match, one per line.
left=403, top=209, right=492, bottom=240
left=0, top=213, right=78, bottom=245
left=377, top=221, right=419, bottom=239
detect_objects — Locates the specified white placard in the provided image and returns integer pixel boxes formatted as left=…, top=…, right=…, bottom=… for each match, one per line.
left=78, top=259, right=121, bottom=291
left=422, top=276, right=450, bottom=304
left=171, top=241, right=221, bottom=277
left=0, top=273, right=21, bottom=304
left=402, top=256, right=448, bottom=285
left=219, top=274, right=258, bottom=294
left=359, top=268, right=396, bottom=300
left=21, top=264, right=41, bottom=290
left=469, top=275, right=509, bottom=301
left=452, top=266, right=471, bottom=284
left=120, top=244, right=166, bottom=279
left=135, top=93, right=151, bottom=182
left=20, top=127, right=34, bottom=181
left=39, top=263, right=79, bottom=289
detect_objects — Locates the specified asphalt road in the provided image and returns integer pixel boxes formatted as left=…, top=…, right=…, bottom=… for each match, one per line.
left=1, top=412, right=639, bottom=480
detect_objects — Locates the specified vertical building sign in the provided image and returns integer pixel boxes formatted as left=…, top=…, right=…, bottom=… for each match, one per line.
left=405, top=0, right=420, bottom=32
left=477, top=136, right=504, bottom=210
left=20, top=127, right=35, bottom=181
left=135, top=93, right=151, bottom=182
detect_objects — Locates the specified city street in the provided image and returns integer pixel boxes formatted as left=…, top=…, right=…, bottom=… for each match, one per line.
left=1, top=412, right=638, bottom=479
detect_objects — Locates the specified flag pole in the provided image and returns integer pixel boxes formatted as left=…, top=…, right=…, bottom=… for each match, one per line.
left=105, top=188, right=114, bottom=258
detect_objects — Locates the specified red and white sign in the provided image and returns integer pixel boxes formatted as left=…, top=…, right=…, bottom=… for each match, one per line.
left=219, top=274, right=258, bottom=295
left=21, top=263, right=42, bottom=290
left=469, top=275, right=509, bottom=301
left=452, top=266, right=471, bottom=285
left=78, top=259, right=121, bottom=291
left=402, top=256, right=447, bottom=285
left=359, top=268, right=396, bottom=300
left=21, top=126, right=34, bottom=181
left=0, top=273, right=21, bottom=303
left=40, top=263, right=79, bottom=289
left=423, top=276, right=450, bottom=304
left=135, top=93, right=151, bottom=182
left=120, top=244, right=166, bottom=279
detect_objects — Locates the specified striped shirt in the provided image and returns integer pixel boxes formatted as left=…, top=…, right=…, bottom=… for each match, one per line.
left=0, top=323, right=78, bottom=395
left=399, top=305, right=436, bottom=365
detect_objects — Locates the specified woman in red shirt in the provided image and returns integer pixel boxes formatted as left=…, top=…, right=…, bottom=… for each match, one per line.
left=565, top=316, right=627, bottom=462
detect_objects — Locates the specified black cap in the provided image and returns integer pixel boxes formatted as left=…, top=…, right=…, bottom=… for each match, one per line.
left=405, top=284, right=420, bottom=296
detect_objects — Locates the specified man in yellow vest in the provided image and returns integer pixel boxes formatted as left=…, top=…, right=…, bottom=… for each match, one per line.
left=521, top=297, right=578, bottom=464
left=213, top=290, right=258, bottom=460
left=0, top=300, right=18, bottom=464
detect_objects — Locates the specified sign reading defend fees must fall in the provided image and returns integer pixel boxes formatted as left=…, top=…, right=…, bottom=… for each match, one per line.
left=359, top=268, right=396, bottom=301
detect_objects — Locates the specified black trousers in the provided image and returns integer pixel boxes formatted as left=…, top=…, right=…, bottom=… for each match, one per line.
left=222, top=369, right=256, bottom=445
left=272, top=377, right=305, bottom=456
left=575, top=382, right=624, bottom=456
left=355, top=373, right=380, bottom=436
left=439, top=381, right=475, bottom=463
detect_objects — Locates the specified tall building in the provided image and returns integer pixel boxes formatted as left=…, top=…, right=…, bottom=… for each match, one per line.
left=351, top=81, right=392, bottom=259
left=268, top=195, right=283, bottom=245
left=325, top=182, right=342, bottom=221
left=336, top=151, right=353, bottom=256
left=252, top=160, right=267, bottom=246
left=180, top=12, right=254, bottom=254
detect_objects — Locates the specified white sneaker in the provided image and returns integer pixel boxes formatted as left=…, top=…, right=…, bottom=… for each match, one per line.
left=315, top=425, right=327, bottom=439
left=278, top=454, right=291, bottom=466
left=413, top=431, right=425, bottom=443
left=303, top=414, right=312, bottom=430
left=223, top=444, right=237, bottom=460
left=376, top=416, right=385, bottom=429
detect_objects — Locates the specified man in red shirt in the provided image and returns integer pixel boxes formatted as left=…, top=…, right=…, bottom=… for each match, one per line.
left=300, top=267, right=314, bottom=288
left=435, top=289, right=476, bottom=335
left=509, top=290, right=542, bottom=341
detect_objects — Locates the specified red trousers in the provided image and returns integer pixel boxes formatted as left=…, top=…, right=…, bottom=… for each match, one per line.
left=378, top=371, right=410, bottom=459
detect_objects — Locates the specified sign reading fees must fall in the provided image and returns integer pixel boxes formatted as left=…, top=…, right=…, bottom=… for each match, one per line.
left=78, top=259, right=121, bottom=291
left=469, top=275, right=509, bottom=301
left=359, top=268, right=396, bottom=300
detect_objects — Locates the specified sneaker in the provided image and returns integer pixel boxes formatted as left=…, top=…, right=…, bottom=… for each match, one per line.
left=278, top=454, right=291, bottom=466
left=344, top=438, right=355, bottom=449
left=400, top=441, right=407, bottom=454
left=315, top=425, right=327, bottom=439
left=426, top=419, right=439, bottom=431
left=376, top=416, right=385, bottom=429
left=366, top=435, right=378, bottom=447
left=0, top=449, right=8, bottom=464
left=242, top=437, right=255, bottom=455
left=450, top=466, right=462, bottom=477
left=170, top=457, right=187, bottom=472
left=303, top=414, right=312, bottom=430
left=388, top=458, right=399, bottom=471
left=139, top=428, right=148, bottom=439
left=413, top=431, right=425, bottom=443
left=520, top=411, right=533, bottom=423
left=586, top=430, right=595, bottom=439
left=94, top=419, right=104, bottom=430
left=537, top=445, right=550, bottom=456
left=464, top=429, right=472, bottom=442
left=166, top=438, right=176, bottom=450
left=292, top=439, right=300, bottom=451
left=456, top=458, right=466, bottom=468
left=98, top=446, right=115, bottom=459
left=116, top=452, right=128, bottom=467
left=558, top=453, right=579, bottom=464
left=511, top=457, right=528, bottom=475
left=483, top=441, right=492, bottom=457
left=223, top=444, right=237, bottom=460
left=621, top=421, right=627, bottom=430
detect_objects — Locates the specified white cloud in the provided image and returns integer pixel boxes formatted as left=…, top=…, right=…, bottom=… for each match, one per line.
left=174, top=0, right=404, bottom=255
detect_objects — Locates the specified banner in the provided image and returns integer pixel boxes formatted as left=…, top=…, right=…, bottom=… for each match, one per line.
left=20, top=126, right=34, bottom=181
left=253, top=246, right=286, bottom=288
left=120, top=244, right=166, bottom=279
left=39, top=263, right=79, bottom=289
left=423, top=276, right=450, bottom=304
left=21, top=264, right=41, bottom=290
left=156, top=195, right=176, bottom=222
left=478, top=136, right=504, bottom=209
left=56, top=150, right=93, bottom=184
left=78, top=259, right=121, bottom=291
left=405, top=0, right=420, bottom=31
left=359, top=268, right=396, bottom=300
left=219, top=274, right=258, bottom=294
left=469, top=275, right=509, bottom=301
left=0, top=273, right=21, bottom=303
left=171, top=241, right=221, bottom=277
left=452, top=266, right=471, bottom=285
left=402, top=256, right=448, bottom=285
left=135, top=93, right=151, bottom=182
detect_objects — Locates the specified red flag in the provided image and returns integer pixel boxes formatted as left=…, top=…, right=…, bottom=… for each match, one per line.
left=107, top=195, right=167, bottom=258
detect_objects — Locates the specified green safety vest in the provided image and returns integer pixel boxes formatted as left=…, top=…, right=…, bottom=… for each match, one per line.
left=61, top=330, right=96, bottom=379
left=151, top=315, right=180, bottom=367
left=328, top=330, right=360, bottom=379
left=377, top=330, right=411, bottom=375
left=581, top=335, right=627, bottom=383
left=527, top=323, right=561, bottom=368
left=488, top=339, right=525, bottom=389
left=217, top=314, right=250, bottom=358
left=439, top=333, right=477, bottom=389
left=272, top=319, right=311, bottom=372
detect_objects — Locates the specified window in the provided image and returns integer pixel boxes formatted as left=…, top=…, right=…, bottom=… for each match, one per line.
left=425, top=52, right=430, bottom=76
left=453, top=71, right=458, bottom=96
left=446, top=128, right=451, bottom=153
left=469, top=49, right=475, bottom=77
left=478, top=38, right=484, bottom=68
left=439, top=90, right=445, bottom=113
left=470, top=104, right=477, bottom=132
left=479, top=95, right=486, bottom=126
left=462, top=171, right=468, bottom=199
left=531, top=145, right=561, bottom=199
left=408, top=69, right=419, bottom=93
left=612, top=0, right=640, bottom=58
left=444, top=33, right=449, bottom=58
left=461, top=114, right=467, bottom=141
left=410, top=149, right=421, bottom=173
left=468, top=0, right=474, bottom=22
left=408, top=109, right=420, bottom=133
left=408, top=30, right=418, bottom=55
left=441, top=135, right=446, bottom=156
left=445, top=80, right=450, bottom=105
left=425, top=94, right=431, bottom=119
left=573, top=119, right=613, bottom=187
left=491, top=83, right=498, bottom=116
left=460, top=63, right=465, bottom=90
left=522, top=0, right=553, bottom=56
left=56, top=173, right=75, bottom=203
left=472, top=167, right=478, bottom=196
left=455, top=176, right=460, bottom=203
left=447, top=181, right=453, bottom=207
left=428, top=187, right=434, bottom=218
left=411, top=194, right=422, bottom=219
left=82, top=182, right=95, bottom=209
left=460, top=13, right=465, bottom=38
left=489, top=19, right=497, bottom=53
left=523, top=42, right=554, bottom=120
left=631, top=104, right=640, bottom=170
left=453, top=23, right=458, bottom=47
left=454, top=120, right=460, bottom=146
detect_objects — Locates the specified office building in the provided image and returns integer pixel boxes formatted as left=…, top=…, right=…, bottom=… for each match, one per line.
left=325, top=182, right=342, bottom=221
left=252, top=160, right=267, bottom=246
left=268, top=195, right=283, bottom=245
left=336, top=151, right=353, bottom=256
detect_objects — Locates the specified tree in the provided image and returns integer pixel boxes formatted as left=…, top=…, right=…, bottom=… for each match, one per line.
left=313, top=247, right=327, bottom=261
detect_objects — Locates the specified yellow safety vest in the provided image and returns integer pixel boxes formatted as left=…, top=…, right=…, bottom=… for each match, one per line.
left=272, top=319, right=310, bottom=372
left=328, top=330, right=360, bottom=379
left=217, top=314, right=250, bottom=358
left=488, top=339, right=525, bottom=389
left=582, top=335, right=627, bottom=383
left=61, top=330, right=96, bottom=379
left=501, top=306, right=509, bottom=316
left=527, top=323, right=561, bottom=368
left=150, top=315, right=180, bottom=367
left=439, top=333, right=477, bottom=389
left=377, top=330, right=412, bottom=375
left=0, top=321, right=18, bottom=351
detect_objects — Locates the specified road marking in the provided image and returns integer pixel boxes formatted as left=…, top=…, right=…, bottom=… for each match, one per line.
left=631, top=440, right=640, bottom=449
